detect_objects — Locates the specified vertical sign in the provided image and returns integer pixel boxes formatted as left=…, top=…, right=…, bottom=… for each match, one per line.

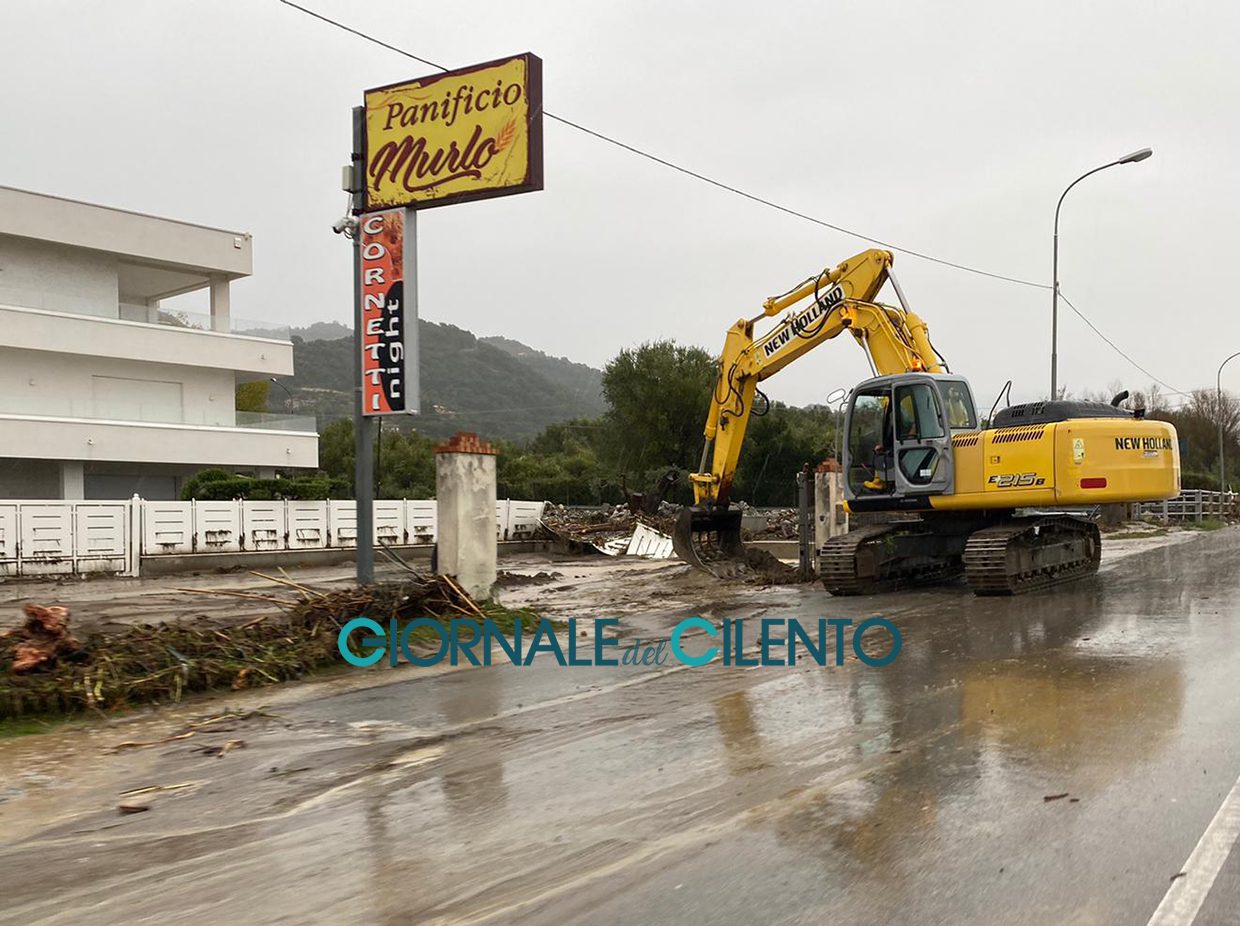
left=359, top=210, right=418, bottom=416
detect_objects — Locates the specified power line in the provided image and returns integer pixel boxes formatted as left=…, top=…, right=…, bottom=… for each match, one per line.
left=540, top=114, right=1049, bottom=289
left=277, top=0, right=1191, bottom=393
left=276, top=0, right=1047, bottom=289
left=1057, top=291, right=1187, bottom=395
left=278, top=0, right=447, bottom=70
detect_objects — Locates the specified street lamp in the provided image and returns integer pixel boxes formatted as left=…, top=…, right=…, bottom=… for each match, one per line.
left=269, top=377, right=294, bottom=412
left=1218, top=351, right=1240, bottom=494
left=1051, top=147, right=1153, bottom=398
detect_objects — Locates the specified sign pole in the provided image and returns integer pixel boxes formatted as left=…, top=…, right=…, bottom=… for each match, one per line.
left=352, top=52, right=541, bottom=585
left=351, top=104, right=375, bottom=585
left=405, top=205, right=418, bottom=411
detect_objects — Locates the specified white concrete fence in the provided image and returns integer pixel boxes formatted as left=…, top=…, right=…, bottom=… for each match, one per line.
left=0, top=498, right=549, bottom=579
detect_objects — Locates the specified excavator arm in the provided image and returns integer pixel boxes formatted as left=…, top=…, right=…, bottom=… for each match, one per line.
left=691, top=248, right=940, bottom=508
left=672, top=248, right=943, bottom=574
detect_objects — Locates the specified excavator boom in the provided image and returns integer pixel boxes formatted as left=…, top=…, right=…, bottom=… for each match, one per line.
left=674, top=249, right=942, bottom=573
left=689, top=249, right=939, bottom=509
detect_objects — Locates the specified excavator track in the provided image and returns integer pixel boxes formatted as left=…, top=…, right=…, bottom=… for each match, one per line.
left=962, top=516, right=1100, bottom=596
left=821, top=522, right=964, bottom=595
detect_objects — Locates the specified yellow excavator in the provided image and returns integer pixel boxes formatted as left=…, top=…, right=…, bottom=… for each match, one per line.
left=672, top=249, right=1181, bottom=595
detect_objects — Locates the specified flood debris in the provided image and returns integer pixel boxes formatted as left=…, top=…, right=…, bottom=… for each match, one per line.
left=739, top=546, right=803, bottom=584
left=193, top=739, right=245, bottom=759
left=540, top=505, right=678, bottom=558
left=742, top=507, right=799, bottom=540
left=542, top=503, right=804, bottom=573
left=5, top=604, right=87, bottom=674
left=111, top=731, right=197, bottom=751
left=0, top=575, right=540, bottom=720
left=119, top=781, right=199, bottom=798
left=495, top=570, right=563, bottom=587
left=107, top=709, right=276, bottom=753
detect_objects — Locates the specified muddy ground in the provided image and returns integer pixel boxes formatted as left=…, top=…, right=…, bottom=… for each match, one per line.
left=0, top=526, right=1236, bottom=925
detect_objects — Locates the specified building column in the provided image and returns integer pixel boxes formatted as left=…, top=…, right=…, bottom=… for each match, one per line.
left=434, top=432, right=498, bottom=601
left=209, top=274, right=230, bottom=333
left=59, top=461, right=85, bottom=499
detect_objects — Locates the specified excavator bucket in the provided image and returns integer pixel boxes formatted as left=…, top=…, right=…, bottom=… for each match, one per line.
left=672, top=507, right=745, bottom=573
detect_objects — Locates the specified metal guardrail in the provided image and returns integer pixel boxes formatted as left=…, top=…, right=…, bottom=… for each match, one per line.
left=1136, top=489, right=1237, bottom=523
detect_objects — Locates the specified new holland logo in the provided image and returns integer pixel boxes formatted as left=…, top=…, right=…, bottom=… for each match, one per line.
left=1115, top=436, right=1173, bottom=451
left=761, top=284, right=845, bottom=359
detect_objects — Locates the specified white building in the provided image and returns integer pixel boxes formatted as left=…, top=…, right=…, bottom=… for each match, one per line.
left=0, top=186, right=318, bottom=499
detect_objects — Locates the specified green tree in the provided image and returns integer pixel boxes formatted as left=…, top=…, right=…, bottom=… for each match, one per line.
left=375, top=426, right=437, bottom=498
left=235, top=379, right=270, bottom=413
left=600, top=340, right=717, bottom=473
left=1148, top=387, right=1240, bottom=490
left=318, top=419, right=356, bottom=493
left=732, top=403, right=837, bottom=505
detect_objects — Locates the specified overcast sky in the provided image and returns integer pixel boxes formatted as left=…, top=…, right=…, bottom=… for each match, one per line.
left=2, top=0, right=1236, bottom=414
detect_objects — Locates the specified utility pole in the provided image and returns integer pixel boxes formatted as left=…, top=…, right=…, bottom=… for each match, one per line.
left=350, top=105, right=375, bottom=584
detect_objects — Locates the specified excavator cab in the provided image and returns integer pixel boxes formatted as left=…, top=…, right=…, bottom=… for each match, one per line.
left=844, top=374, right=976, bottom=502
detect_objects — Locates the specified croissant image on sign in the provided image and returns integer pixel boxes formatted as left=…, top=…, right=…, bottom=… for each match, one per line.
left=359, top=209, right=415, bottom=416
left=364, top=53, right=543, bottom=211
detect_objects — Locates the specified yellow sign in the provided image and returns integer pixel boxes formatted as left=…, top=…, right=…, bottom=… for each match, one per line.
left=363, top=53, right=543, bottom=211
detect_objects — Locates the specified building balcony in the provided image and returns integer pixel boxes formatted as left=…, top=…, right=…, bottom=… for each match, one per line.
left=0, top=410, right=318, bottom=470
left=0, top=302, right=294, bottom=377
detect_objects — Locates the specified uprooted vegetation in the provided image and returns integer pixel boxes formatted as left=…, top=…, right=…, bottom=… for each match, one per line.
left=0, top=575, right=541, bottom=720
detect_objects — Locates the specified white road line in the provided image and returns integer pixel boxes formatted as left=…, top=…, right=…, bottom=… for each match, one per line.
left=1147, top=772, right=1240, bottom=926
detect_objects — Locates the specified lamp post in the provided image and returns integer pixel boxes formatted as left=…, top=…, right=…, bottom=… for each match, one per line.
left=1218, top=351, right=1240, bottom=495
left=269, top=377, right=294, bottom=412
left=1051, top=147, right=1153, bottom=399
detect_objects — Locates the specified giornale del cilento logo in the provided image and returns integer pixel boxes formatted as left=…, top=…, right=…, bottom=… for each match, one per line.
left=337, top=615, right=901, bottom=669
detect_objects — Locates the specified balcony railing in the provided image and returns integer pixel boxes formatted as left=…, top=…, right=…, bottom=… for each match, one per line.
left=0, top=299, right=290, bottom=340
left=0, top=396, right=316, bottom=432
left=234, top=411, right=318, bottom=432
left=124, top=305, right=291, bottom=340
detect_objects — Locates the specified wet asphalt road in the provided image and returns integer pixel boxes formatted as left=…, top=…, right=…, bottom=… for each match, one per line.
left=3, top=530, right=1240, bottom=925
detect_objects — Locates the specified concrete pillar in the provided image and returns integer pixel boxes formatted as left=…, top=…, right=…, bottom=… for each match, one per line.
left=59, top=461, right=85, bottom=499
left=209, top=274, right=230, bottom=333
left=814, top=460, right=849, bottom=557
left=434, top=432, right=498, bottom=601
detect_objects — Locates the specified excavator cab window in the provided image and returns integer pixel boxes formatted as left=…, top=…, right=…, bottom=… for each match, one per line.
left=894, top=383, right=945, bottom=485
left=941, top=380, right=977, bottom=430
left=845, top=376, right=957, bottom=498
left=847, top=388, right=895, bottom=495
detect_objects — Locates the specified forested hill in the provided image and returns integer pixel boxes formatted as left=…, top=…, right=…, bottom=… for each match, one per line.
left=280, top=320, right=606, bottom=440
